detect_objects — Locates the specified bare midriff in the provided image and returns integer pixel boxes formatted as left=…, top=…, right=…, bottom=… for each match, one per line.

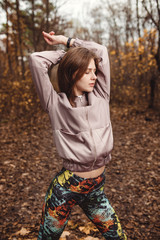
left=73, top=165, right=105, bottom=179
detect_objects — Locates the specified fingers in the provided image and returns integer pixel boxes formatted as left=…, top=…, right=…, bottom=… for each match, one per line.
left=42, top=31, right=49, bottom=37
left=42, top=31, right=55, bottom=36
left=49, top=31, right=55, bottom=36
left=43, top=37, right=52, bottom=45
left=42, top=31, right=53, bottom=45
left=42, top=31, right=60, bottom=45
left=42, top=31, right=53, bottom=40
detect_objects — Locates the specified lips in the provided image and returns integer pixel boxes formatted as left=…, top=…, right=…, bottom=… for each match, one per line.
left=89, top=83, right=95, bottom=87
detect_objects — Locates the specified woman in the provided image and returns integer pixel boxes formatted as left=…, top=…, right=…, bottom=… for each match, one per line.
left=29, top=31, right=127, bottom=240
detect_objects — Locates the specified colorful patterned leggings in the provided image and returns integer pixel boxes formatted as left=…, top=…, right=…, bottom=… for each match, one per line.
left=37, top=168, right=127, bottom=240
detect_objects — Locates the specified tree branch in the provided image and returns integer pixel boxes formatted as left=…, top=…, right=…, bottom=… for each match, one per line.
left=142, top=0, right=158, bottom=28
left=155, top=0, right=160, bottom=30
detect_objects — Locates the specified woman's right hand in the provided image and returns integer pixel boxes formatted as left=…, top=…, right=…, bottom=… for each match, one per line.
left=42, top=31, right=68, bottom=46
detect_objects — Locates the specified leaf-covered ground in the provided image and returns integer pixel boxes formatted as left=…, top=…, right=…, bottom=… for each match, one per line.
left=0, top=105, right=160, bottom=240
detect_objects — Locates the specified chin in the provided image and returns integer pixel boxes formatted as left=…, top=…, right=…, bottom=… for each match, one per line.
left=88, top=88, right=94, bottom=92
left=84, top=87, right=94, bottom=93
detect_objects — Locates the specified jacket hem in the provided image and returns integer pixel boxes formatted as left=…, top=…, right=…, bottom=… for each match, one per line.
left=62, top=154, right=111, bottom=172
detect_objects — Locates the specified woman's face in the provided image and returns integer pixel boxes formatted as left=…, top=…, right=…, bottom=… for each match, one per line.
left=73, top=58, right=97, bottom=96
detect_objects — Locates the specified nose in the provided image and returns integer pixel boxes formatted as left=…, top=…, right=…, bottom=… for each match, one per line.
left=91, top=71, right=97, bottom=80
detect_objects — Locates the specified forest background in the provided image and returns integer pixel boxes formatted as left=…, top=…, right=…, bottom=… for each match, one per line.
left=0, top=0, right=160, bottom=240
left=0, top=0, right=160, bottom=116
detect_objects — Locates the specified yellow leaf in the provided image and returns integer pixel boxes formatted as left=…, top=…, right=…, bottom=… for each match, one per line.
left=15, top=227, right=30, bottom=236
left=110, top=50, right=116, bottom=55
left=68, top=220, right=78, bottom=229
left=79, top=226, right=90, bottom=234
left=13, top=81, right=20, bottom=87
left=79, top=223, right=99, bottom=235
left=60, top=230, right=70, bottom=239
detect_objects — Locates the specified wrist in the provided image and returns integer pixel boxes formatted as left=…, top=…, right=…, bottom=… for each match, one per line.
left=66, top=37, right=76, bottom=47
left=69, top=38, right=75, bottom=47
left=66, top=37, right=72, bottom=48
left=61, top=36, right=68, bottom=46
left=60, top=36, right=75, bottom=47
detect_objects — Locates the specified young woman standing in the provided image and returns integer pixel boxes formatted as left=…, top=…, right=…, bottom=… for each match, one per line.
left=29, top=31, right=127, bottom=240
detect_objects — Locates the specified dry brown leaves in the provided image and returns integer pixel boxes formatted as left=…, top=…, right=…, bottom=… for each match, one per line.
left=0, top=105, right=160, bottom=240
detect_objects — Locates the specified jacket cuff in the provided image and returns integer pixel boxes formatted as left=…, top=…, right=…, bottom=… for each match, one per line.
left=71, top=38, right=85, bottom=48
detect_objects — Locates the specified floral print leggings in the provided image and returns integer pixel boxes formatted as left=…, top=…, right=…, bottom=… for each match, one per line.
left=37, top=168, right=127, bottom=240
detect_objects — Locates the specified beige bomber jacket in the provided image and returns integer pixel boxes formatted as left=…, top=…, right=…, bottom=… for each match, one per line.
left=29, top=38, right=113, bottom=172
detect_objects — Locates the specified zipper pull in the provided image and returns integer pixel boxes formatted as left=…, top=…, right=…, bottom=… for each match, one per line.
left=78, top=95, right=83, bottom=103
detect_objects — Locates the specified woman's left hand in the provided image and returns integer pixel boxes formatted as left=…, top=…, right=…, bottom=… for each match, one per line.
left=42, top=31, right=68, bottom=46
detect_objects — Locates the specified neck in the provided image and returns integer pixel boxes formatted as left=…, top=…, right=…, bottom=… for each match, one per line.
left=74, top=91, right=85, bottom=97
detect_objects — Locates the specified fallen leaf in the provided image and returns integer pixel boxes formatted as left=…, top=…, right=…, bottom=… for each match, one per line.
left=60, top=230, right=70, bottom=239
left=15, top=227, right=30, bottom=236
left=67, top=220, right=78, bottom=229
left=84, top=237, right=99, bottom=240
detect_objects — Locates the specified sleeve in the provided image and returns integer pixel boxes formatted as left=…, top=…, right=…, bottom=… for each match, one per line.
left=29, top=50, right=66, bottom=111
left=72, top=38, right=110, bottom=100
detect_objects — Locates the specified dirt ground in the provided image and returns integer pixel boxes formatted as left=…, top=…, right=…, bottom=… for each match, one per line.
left=0, top=105, right=160, bottom=240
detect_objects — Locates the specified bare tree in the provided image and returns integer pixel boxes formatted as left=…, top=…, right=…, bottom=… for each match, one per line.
left=15, top=0, right=25, bottom=79
left=4, top=0, right=13, bottom=74
left=142, top=0, right=160, bottom=107
left=142, top=0, right=160, bottom=71
left=31, top=0, right=36, bottom=51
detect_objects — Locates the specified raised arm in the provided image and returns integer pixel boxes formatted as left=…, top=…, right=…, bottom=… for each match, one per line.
left=41, top=32, right=110, bottom=100
left=29, top=31, right=110, bottom=112
left=29, top=31, right=72, bottom=111
left=29, top=49, right=65, bottom=111
left=72, top=39, right=110, bottom=100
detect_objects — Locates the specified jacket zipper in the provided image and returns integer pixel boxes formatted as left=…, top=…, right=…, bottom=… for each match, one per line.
left=86, top=108, right=97, bottom=170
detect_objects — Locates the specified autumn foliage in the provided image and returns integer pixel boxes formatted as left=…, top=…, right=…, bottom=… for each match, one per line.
left=0, top=0, right=160, bottom=120
left=110, top=29, right=159, bottom=106
left=0, top=1, right=160, bottom=240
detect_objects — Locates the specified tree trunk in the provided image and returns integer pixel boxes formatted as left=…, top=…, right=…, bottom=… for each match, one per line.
left=142, top=0, right=160, bottom=71
left=142, top=0, right=160, bottom=108
left=149, top=74, right=156, bottom=108
left=4, top=0, right=12, bottom=74
left=10, top=13, right=19, bottom=76
left=31, top=0, right=36, bottom=51
left=15, top=0, right=25, bottom=79
left=136, top=0, right=142, bottom=61
left=44, top=0, right=50, bottom=50
left=155, top=0, right=160, bottom=72
left=46, top=0, right=49, bottom=32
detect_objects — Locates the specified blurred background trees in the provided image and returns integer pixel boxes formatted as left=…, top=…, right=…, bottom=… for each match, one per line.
left=87, top=0, right=160, bottom=109
left=0, top=0, right=71, bottom=117
left=0, top=0, right=159, bottom=119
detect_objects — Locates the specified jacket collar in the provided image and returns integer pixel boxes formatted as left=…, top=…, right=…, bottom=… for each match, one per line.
left=73, top=93, right=88, bottom=107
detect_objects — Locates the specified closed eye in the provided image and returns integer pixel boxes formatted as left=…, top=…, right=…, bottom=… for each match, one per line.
left=86, top=68, right=97, bottom=74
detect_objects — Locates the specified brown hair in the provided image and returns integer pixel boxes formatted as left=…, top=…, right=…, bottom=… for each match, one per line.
left=57, top=47, right=98, bottom=105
